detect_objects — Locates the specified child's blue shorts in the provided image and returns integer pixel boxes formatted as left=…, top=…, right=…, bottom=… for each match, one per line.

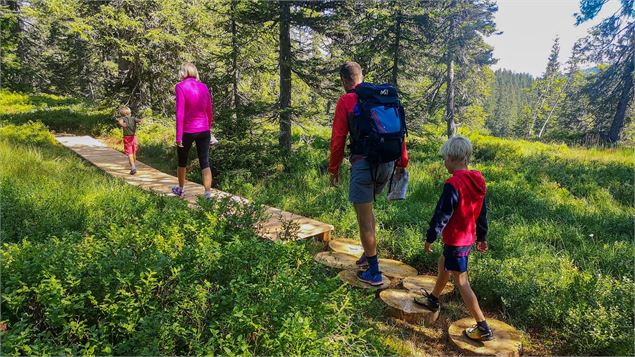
left=443, top=245, right=472, bottom=272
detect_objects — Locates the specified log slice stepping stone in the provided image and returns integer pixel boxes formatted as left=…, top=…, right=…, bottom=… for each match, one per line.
left=449, top=318, right=523, bottom=356
left=338, top=269, right=391, bottom=290
left=378, top=259, right=418, bottom=279
left=402, top=275, right=454, bottom=301
left=379, top=289, right=440, bottom=326
left=328, top=239, right=364, bottom=256
left=314, top=251, right=357, bottom=270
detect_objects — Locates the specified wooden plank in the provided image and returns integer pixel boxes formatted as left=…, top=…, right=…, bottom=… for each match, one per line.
left=328, top=238, right=365, bottom=256
left=402, top=275, right=455, bottom=301
left=338, top=269, right=391, bottom=290
left=55, top=136, right=334, bottom=241
left=448, top=318, right=523, bottom=356
left=379, top=289, right=440, bottom=326
left=314, top=251, right=358, bottom=270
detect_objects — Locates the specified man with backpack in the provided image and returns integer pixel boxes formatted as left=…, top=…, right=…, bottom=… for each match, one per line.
left=328, top=61, right=408, bottom=286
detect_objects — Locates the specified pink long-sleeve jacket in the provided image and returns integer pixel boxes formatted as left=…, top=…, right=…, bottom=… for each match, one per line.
left=175, top=77, right=213, bottom=143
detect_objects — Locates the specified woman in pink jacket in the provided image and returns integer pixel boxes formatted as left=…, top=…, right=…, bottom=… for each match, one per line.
left=171, top=63, right=214, bottom=199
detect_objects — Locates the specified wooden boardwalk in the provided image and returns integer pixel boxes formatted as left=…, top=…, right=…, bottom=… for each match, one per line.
left=55, top=136, right=333, bottom=241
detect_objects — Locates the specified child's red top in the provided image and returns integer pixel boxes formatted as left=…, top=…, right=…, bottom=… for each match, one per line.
left=427, top=169, right=488, bottom=247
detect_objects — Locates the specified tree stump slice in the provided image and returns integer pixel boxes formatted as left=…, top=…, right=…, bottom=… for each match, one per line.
left=379, top=289, right=440, bottom=326
left=314, top=251, right=357, bottom=270
left=328, top=238, right=364, bottom=256
left=449, top=318, right=523, bottom=357
left=338, top=269, right=391, bottom=290
left=378, top=259, right=418, bottom=279
left=402, top=275, right=454, bottom=300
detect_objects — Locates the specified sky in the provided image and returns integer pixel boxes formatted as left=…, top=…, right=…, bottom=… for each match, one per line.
left=486, top=0, right=623, bottom=77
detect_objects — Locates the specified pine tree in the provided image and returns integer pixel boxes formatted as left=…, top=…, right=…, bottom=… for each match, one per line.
left=526, top=37, right=566, bottom=138
left=486, top=69, right=533, bottom=137
left=537, top=42, right=582, bottom=138
left=576, top=0, right=634, bottom=143
left=414, top=0, right=498, bottom=138
left=1, top=1, right=23, bottom=89
left=238, top=0, right=343, bottom=155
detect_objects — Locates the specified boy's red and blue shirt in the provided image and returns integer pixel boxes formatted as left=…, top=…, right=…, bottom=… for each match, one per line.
left=426, top=169, right=488, bottom=247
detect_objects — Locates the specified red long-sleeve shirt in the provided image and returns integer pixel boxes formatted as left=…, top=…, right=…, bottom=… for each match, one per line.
left=328, top=87, right=408, bottom=175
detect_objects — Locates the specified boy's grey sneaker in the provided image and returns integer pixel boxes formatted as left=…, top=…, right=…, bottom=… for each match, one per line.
left=130, top=168, right=137, bottom=175
left=413, top=289, right=440, bottom=312
left=465, top=324, right=494, bottom=341
left=203, top=191, right=213, bottom=200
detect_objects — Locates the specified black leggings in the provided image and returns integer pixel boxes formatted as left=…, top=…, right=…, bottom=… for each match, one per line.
left=177, top=131, right=210, bottom=169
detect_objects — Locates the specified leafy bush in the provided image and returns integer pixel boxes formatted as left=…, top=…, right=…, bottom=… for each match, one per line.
left=2, top=92, right=633, bottom=355
left=0, top=121, right=57, bottom=146
left=0, top=90, right=110, bottom=136
left=0, top=124, right=387, bottom=355
left=222, top=126, right=635, bottom=355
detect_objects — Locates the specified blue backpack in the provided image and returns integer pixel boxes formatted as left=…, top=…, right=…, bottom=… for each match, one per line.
left=348, top=83, right=407, bottom=164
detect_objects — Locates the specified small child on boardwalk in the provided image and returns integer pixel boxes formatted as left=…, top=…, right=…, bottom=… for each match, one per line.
left=415, top=136, right=493, bottom=341
left=116, top=106, right=142, bottom=175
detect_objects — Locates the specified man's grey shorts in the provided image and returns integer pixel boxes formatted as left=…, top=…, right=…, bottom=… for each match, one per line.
left=349, top=159, right=395, bottom=204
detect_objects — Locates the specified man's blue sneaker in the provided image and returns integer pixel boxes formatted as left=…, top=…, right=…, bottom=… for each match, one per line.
left=356, top=268, right=383, bottom=286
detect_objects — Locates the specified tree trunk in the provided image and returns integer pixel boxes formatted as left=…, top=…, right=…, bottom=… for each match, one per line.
left=231, top=0, right=240, bottom=113
left=537, top=95, right=560, bottom=138
left=7, top=0, right=26, bottom=87
left=279, top=0, right=292, bottom=154
left=380, top=289, right=440, bottom=326
left=450, top=318, right=523, bottom=356
left=607, top=51, right=634, bottom=143
left=426, top=78, right=444, bottom=114
left=538, top=77, right=572, bottom=138
left=528, top=79, right=552, bottom=138
left=445, top=56, right=456, bottom=138
left=445, top=0, right=457, bottom=138
left=391, top=6, right=401, bottom=89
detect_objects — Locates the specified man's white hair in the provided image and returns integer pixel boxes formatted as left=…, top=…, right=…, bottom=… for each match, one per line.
left=440, top=136, right=473, bottom=163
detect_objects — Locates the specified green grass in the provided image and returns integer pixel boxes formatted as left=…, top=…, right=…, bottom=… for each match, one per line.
left=220, top=124, right=635, bottom=355
left=0, top=90, right=111, bottom=136
left=236, top=128, right=634, bottom=355
left=1, top=91, right=634, bottom=355
left=0, top=122, right=391, bottom=356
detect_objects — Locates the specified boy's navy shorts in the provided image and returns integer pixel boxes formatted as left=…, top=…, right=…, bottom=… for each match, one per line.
left=443, top=245, right=471, bottom=272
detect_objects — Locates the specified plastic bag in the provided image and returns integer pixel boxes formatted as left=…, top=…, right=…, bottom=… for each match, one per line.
left=387, top=168, right=409, bottom=200
left=209, top=133, right=219, bottom=146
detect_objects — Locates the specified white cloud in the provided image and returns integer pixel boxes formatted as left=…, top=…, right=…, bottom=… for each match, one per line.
left=487, top=0, right=622, bottom=76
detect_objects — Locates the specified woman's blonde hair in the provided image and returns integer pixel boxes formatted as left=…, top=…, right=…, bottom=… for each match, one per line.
left=178, top=62, right=199, bottom=80
left=118, top=106, right=131, bottom=117
left=440, top=135, right=473, bottom=163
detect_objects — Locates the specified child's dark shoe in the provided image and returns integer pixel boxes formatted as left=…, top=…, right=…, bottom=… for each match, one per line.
left=465, top=323, right=494, bottom=341
left=171, top=186, right=185, bottom=198
left=355, top=254, right=369, bottom=269
left=356, top=268, right=383, bottom=286
left=130, top=168, right=137, bottom=175
left=413, top=289, right=440, bottom=312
